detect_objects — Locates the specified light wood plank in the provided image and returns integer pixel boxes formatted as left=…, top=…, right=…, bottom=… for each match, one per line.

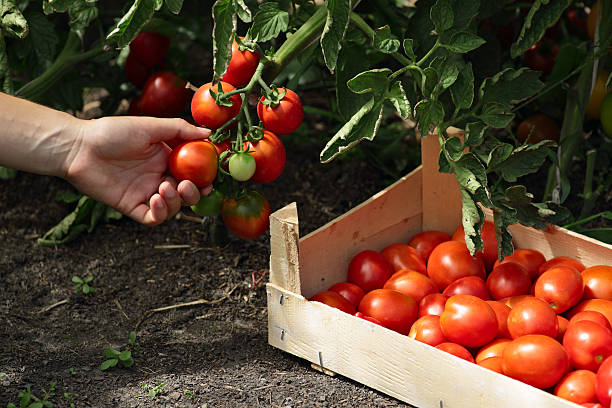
left=269, top=202, right=301, bottom=293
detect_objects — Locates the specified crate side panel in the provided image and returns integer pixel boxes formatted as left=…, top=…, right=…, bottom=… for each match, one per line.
left=267, top=284, right=578, bottom=408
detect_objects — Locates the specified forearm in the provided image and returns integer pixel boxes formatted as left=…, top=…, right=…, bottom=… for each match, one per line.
left=0, top=92, right=81, bottom=178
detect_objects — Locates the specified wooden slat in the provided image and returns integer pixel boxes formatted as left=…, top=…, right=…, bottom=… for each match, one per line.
left=267, top=284, right=579, bottom=408
left=269, top=202, right=301, bottom=293
left=297, top=166, right=424, bottom=298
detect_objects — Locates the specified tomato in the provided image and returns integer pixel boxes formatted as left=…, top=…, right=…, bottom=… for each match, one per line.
left=191, top=188, right=224, bottom=217
left=244, top=130, right=286, bottom=183
left=476, top=338, right=512, bottom=363
left=523, top=38, right=559, bottom=76
left=418, top=293, right=448, bottom=318
left=507, top=297, right=558, bottom=339
left=601, top=92, right=612, bottom=136
left=486, top=300, right=512, bottom=339
left=534, top=265, right=584, bottom=313
left=581, top=403, right=604, bottom=408
left=140, top=72, right=192, bottom=117
left=127, top=94, right=144, bottom=116
left=191, top=82, right=242, bottom=130
left=565, top=7, right=589, bottom=39
left=354, top=311, right=383, bottom=326
left=125, top=53, right=152, bottom=87
left=168, top=141, right=218, bottom=188
left=383, top=269, right=438, bottom=304
left=486, top=262, right=531, bottom=300
left=539, top=256, right=586, bottom=275
left=407, top=230, right=450, bottom=263
left=347, top=250, right=393, bottom=293
left=516, top=114, right=560, bottom=144
left=357, top=289, right=418, bottom=335
left=427, top=241, right=486, bottom=291
left=221, top=190, right=270, bottom=239
left=210, top=139, right=232, bottom=169
left=554, top=370, right=598, bottom=404
left=492, top=248, right=545, bottom=280
left=563, top=320, right=612, bottom=372
left=451, top=220, right=497, bottom=271
left=501, top=294, right=534, bottom=309
left=221, top=37, right=260, bottom=87
left=478, top=356, right=503, bottom=373
left=440, top=295, right=498, bottom=348
left=443, top=276, right=490, bottom=300
left=569, top=311, right=612, bottom=332
left=408, top=315, right=446, bottom=347
left=435, top=342, right=475, bottom=363
left=558, top=315, right=570, bottom=342
left=380, top=243, right=427, bottom=275
left=228, top=152, right=256, bottom=181
left=309, top=290, right=356, bottom=314
left=582, top=265, right=612, bottom=301
left=596, top=355, right=612, bottom=407
left=257, top=88, right=304, bottom=135
left=129, top=32, right=171, bottom=68
left=502, top=334, right=569, bottom=389
left=569, top=299, right=612, bottom=329
left=328, top=282, right=365, bottom=309
left=586, top=70, right=610, bottom=119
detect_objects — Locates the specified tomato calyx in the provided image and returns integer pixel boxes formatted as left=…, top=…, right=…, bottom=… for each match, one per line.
left=209, top=82, right=239, bottom=107
left=259, top=85, right=287, bottom=107
left=245, top=126, right=265, bottom=142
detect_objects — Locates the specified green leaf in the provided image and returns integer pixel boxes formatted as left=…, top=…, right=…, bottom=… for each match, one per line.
left=248, top=2, right=288, bottom=43
left=320, top=97, right=384, bottom=163
left=493, top=209, right=516, bottom=259
left=387, top=81, right=410, bottom=119
left=433, top=58, right=460, bottom=93
left=164, top=0, right=183, bottom=14
left=106, top=0, right=156, bottom=48
left=153, top=0, right=162, bottom=11
left=414, top=99, right=444, bottom=135
left=479, top=103, right=514, bottom=128
left=335, top=45, right=372, bottom=120
left=56, top=190, right=82, bottom=203
left=442, top=135, right=463, bottom=161
left=68, top=0, right=98, bottom=32
left=100, top=359, right=118, bottom=371
left=450, top=0, right=479, bottom=30
left=22, top=9, right=58, bottom=70
left=0, top=34, right=12, bottom=94
left=129, top=331, right=137, bottom=344
left=510, top=0, right=572, bottom=58
left=72, top=276, right=83, bottom=283
left=403, top=38, right=415, bottom=60
left=430, top=0, right=453, bottom=33
left=105, top=206, right=123, bottom=221
left=105, top=348, right=121, bottom=359
left=479, top=67, right=544, bottom=110
left=451, top=152, right=488, bottom=197
left=233, top=0, right=251, bottom=23
left=320, top=0, right=351, bottom=71
left=122, top=357, right=134, bottom=368
left=421, top=66, right=438, bottom=95
left=459, top=188, right=484, bottom=255
left=498, top=185, right=553, bottom=229
left=441, top=31, right=485, bottom=53
left=346, top=68, right=391, bottom=95
left=464, top=121, right=487, bottom=148
left=487, top=142, right=513, bottom=168
left=45, top=0, right=78, bottom=13
left=212, top=0, right=236, bottom=80
left=373, top=25, right=400, bottom=54
left=450, top=62, right=474, bottom=110
left=0, top=0, right=28, bottom=38
left=118, top=350, right=132, bottom=361
left=0, top=165, right=17, bottom=179
left=490, top=140, right=556, bottom=182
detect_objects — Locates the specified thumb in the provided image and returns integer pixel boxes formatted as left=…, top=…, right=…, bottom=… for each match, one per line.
left=137, top=117, right=211, bottom=144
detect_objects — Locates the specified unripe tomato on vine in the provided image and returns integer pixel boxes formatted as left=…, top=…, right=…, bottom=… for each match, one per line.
left=191, top=81, right=242, bottom=130
left=228, top=152, right=257, bottom=181
left=257, top=88, right=304, bottom=135
left=222, top=37, right=260, bottom=87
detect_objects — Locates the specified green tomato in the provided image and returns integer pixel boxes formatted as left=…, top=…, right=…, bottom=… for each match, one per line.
left=228, top=152, right=256, bottom=181
left=190, top=189, right=224, bottom=217
left=601, top=91, right=612, bottom=136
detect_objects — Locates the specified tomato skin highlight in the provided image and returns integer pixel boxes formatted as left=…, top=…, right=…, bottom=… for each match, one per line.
left=168, top=141, right=218, bottom=188
left=407, top=230, right=450, bottom=263
left=228, top=152, right=256, bottom=181
left=244, top=130, right=286, bottom=183
left=310, top=290, right=356, bottom=314
left=141, top=72, right=192, bottom=117
left=427, top=241, right=486, bottom=291
left=408, top=315, right=446, bottom=347
left=358, top=289, right=418, bottom=335
left=129, top=32, right=171, bottom=68
left=191, top=82, right=242, bottom=130
left=440, top=294, right=498, bottom=348
left=257, top=88, right=304, bottom=135
left=221, top=38, right=260, bottom=87
left=418, top=293, right=448, bottom=318
left=221, top=190, right=270, bottom=239
left=347, top=250, right=393, bottom=293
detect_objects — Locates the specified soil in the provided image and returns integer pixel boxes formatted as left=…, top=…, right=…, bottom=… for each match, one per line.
left=0, top=135, right=412, bottom=407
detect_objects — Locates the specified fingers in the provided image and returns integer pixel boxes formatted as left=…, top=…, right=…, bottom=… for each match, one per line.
left=177, top=180, right=200, bottom=206
left=139, top=117, right=212, bottom=144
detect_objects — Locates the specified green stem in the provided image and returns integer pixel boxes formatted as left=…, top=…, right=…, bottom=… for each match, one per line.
left=416, top=40, right=440, bottom=67
left=579, top=149, right=597, bottom=219
left=349, top=12, right=411, bottom=66
left=563, top=210, right=609, bottom=230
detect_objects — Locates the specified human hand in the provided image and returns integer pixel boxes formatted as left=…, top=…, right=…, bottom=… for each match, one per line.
left=64, top=116, right=212, bottom=226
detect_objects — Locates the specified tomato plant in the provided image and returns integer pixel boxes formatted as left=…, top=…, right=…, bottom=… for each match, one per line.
left=228, top=152, right=256, bottom=181
left=168, top=141, right=218, bottom=188
left=125, top=53, right=152, bottom=88
left=221, top=190, right=270, bottom=239
left=439, top=295, right=498, bottom=348
left=310, top=290, right=356, bottom=315
left=347, top=250, right=393, bottom=293
left=586, top=70, right=610, bottom=119
left=358, top=289, right=418, bottom=335
left=522, top=38, right=559, bottom=76
left=191, top=82, right=242, bottom=130
left=427, top=241, right=486, bottom=291
left=257, top=88, right=304, bottom=135
left=140, top=72, right=192, bottom=118
left=243, top=130, right=286, bottom=183
left=222, top=38, right=260, bottom=87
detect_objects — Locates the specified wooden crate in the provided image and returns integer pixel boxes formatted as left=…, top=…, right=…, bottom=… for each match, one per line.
left=266, top=132, right=612, bottom=408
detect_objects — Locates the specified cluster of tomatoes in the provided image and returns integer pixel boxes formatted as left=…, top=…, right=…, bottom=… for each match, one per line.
left=309, top=221, right=612, bottom=407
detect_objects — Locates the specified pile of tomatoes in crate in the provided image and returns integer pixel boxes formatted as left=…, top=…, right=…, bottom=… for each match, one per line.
left=309, top=221, right=612, bottom=407
left=125, top=33, right=304, bottom=240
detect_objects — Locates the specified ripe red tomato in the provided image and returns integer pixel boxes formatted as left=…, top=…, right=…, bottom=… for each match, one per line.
left=502, top=334, right=569, bottom=389
left=418, top=293, right=448, bottom=318
left=357, top=289, right=418, bottom=335
left=596, top=355, right=612, bottom=407
left=407, top=230, right=450, bottom=263
left=129, top=32, right=170, bottom=68
left=507, top=297, right=558, bottom=339
left=568, top=299, right=612, bottom=329
left=354, top=311, right=383, bottom=326
left=569, top=311, right=612, bottom=332
left=328, top=282, right=365, bottom=309
left=539, top=256, right=586, bottom=275
left=486, top=300, right=512, bottom=339
left=125, top=53, right=152, bottom=87
left=582, top=265, right=612, bottom=301
left=554, top=369, right=598, bottom=404
left=347, top=250, right=393, bottom=293
left=383, top=269, right=438, bottom=304
left=486, top=262, right=531, bottom=300
left=563, top=320, right=612, bottom=372
left=191, top=82, right=242, bottom=130
left=309, top=290, right=356, bottom=314
left=564, top=7, right=589, bottom=39
left=516, top=114, right=560, bottom=144
left=221, top=190, right=270, bottom=239
left=408, top=315, right=446, bottom=347
left=451, top=220, right=498, bottom=271
left=140, top=72, right=191, bottom=117
left=580, top=403, right=604, bottom=408
left=523, top=38, right=559, bottom=76
left=558, top=315, right=570, bottom=343
left=476, top=338, right=512, bottom=363
left=478, top=356, right=503, bottom=373
left=427, top=241, right=486, bottom=291
left=440, top=295, right=498, bottom=348
left=168, top=141, right=218, bottom=188
left=501, top=294, right=534, bottom=309
left=127, top=94, right=144, bottom=115
left=243, top=130, right=286, bottom=183
left=435, top=342, right=475, bottom=363
left=534, top=265, right=584, bottom=313
left=221, top=37, right=260, bottom=87
left=443, top=276, right=490, bottom=300
left=380, top=243, right=427, bottom=275
left=257, top=88, right=304, bottom=135
left=492, top=248, right=546, bottom=280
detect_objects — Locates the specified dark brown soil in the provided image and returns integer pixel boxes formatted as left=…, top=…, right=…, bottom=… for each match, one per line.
left=0, top=136, right=412, bottom=407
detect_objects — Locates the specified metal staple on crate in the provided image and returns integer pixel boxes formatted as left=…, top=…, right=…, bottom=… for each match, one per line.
left=279, top=294, right=284, bottom=305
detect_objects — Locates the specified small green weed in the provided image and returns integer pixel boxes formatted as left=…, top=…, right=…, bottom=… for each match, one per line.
left=139, top=381, right=166, bottom=399
left=72, top=275, right=94, bottom=294
left=6, top=382, right=56, bottom=408
left=184, top=389, right=195, bottom=399
left=100, top=331, right=140, bottom=371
